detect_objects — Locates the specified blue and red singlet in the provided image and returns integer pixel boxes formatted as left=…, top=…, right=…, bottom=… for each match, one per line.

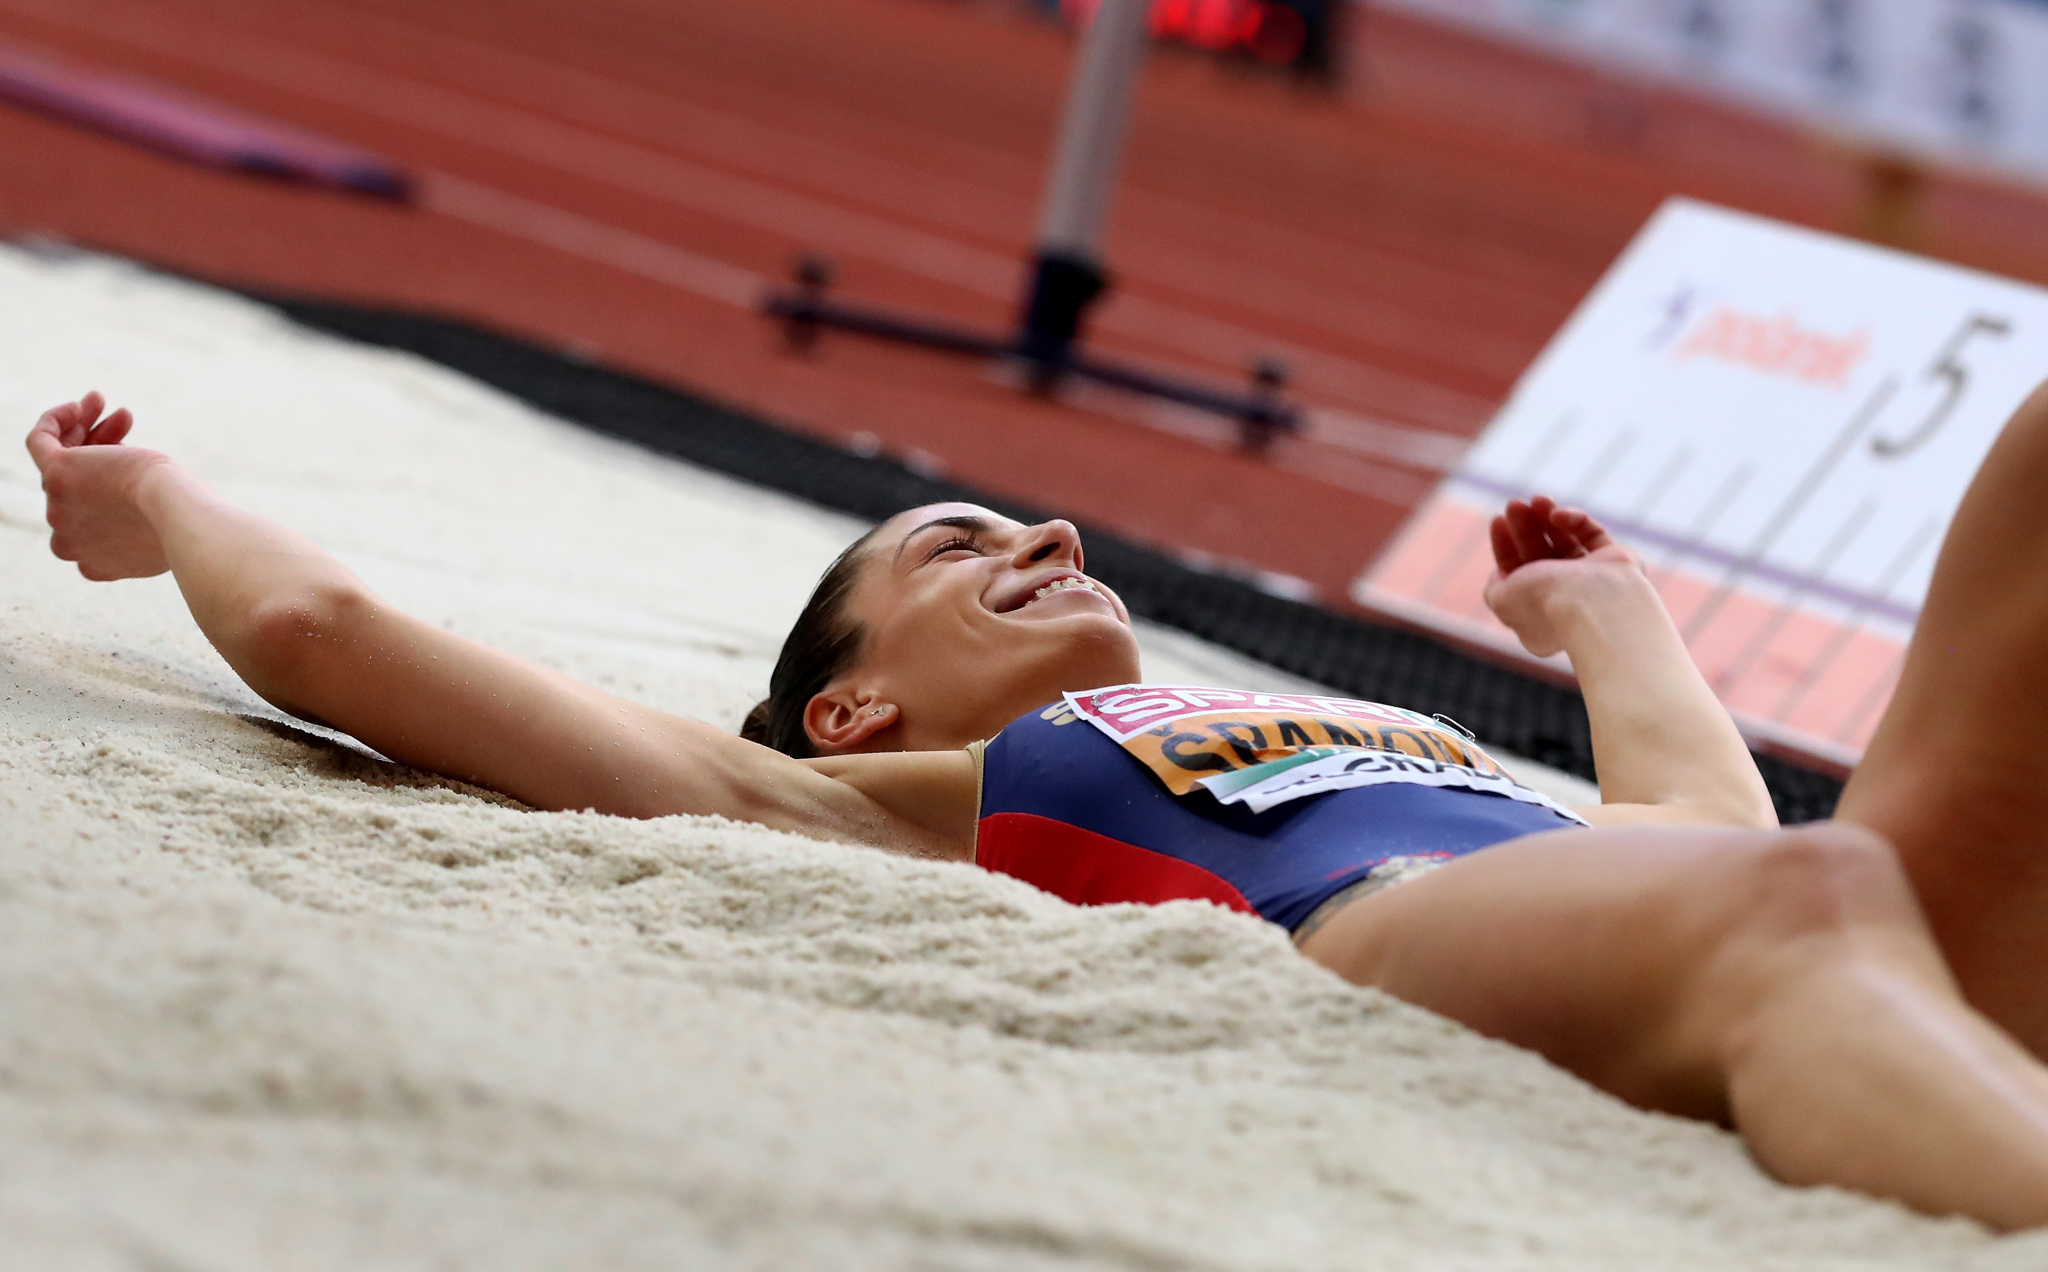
left=973, top=684, right=1588, bottom=933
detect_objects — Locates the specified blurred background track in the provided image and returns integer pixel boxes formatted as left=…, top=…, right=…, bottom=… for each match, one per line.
left=5, top=0, right=2047, bottom=602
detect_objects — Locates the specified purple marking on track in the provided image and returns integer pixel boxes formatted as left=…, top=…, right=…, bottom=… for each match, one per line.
left=1448, top=470, right=1923, bottom=627
left=0, top=38, right=411, bottom=200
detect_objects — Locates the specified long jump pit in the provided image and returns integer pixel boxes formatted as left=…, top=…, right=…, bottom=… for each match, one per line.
left=1, top=243, right=2034, bottom=1269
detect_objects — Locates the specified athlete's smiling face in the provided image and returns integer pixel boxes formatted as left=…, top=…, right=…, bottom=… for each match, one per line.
left=808, top=503, right=1141, bottom=754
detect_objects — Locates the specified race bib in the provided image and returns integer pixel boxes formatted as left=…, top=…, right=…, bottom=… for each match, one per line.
left=1057, top=684, right=1586, bottom=822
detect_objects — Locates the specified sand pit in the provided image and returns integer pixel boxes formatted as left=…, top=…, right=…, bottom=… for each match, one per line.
left=0, top=243, right=2037, bottom=1269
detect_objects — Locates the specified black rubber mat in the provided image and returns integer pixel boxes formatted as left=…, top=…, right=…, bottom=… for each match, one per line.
left=256, top=294, right=1846, bottom=823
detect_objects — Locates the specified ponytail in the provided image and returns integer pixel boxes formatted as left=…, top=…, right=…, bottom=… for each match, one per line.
left=747, top=530, right=878, bottom=757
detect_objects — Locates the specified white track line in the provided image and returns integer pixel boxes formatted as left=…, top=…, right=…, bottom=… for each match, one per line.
left=423, top=174, right=764, bottom=309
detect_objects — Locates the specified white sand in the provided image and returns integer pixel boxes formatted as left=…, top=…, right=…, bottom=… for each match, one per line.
left=0, top=243, right=2035, bottom=1270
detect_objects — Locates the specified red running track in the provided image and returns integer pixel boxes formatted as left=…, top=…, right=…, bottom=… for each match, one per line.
left=4, top=0, right=2046, bottom=602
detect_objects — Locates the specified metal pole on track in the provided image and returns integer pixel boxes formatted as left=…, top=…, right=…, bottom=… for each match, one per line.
left=1019, top=0, right=1151, bottom=372
left=760, top=0, right=1295, bottom=436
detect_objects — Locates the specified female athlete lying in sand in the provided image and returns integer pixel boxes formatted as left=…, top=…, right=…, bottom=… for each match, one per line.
left=28, top=386, right=2048, bottom=1230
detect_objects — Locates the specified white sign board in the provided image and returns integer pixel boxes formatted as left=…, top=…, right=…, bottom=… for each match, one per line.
left=1356, top=197, right=2048, bottom=768
left=1379, top=0, right=2048, bottom=191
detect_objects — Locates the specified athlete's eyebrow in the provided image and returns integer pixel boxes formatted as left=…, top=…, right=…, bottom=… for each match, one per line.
left=893, top=514, right=997, bottom=565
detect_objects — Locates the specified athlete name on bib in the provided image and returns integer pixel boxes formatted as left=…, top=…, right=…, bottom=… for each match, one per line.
left=1058, top=684, right=1585, bottom=821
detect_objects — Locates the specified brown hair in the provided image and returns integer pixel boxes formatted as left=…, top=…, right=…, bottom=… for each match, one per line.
left=741, top=529, right=880, bottom=757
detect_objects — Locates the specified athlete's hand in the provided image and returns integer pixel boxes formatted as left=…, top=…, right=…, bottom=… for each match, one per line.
left=1482, top=496, right=1647, bottom=658
left=27, top=392, right=175, bottom=581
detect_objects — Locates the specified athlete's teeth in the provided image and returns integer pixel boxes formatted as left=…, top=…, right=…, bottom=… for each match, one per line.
left=1034, top=577, right=1095, bottom=601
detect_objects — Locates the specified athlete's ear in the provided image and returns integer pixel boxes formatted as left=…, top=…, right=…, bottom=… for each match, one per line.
left=804, top=688, right=897, bottom=754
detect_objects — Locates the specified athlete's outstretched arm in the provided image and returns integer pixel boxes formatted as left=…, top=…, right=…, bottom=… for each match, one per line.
left=26, top=395, right=973, bottom=858
left=1484, top=497, right=1774, bottom=829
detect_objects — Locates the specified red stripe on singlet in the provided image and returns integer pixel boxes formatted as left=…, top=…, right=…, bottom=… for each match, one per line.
left=975, top=811, right=1258, bottom=915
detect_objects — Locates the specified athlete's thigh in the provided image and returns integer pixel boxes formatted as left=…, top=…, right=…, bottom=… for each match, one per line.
left=1835, top=379, right=2048, bottom=1044
left=1295, top=822, right=1805, bottom=1119
left=1840, top=377, right=2048, bottom=850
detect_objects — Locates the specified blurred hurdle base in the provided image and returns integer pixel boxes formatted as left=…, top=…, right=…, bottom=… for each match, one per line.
left=762, top=257, right=1299, bottom=452
left=760, top=0, right=1302, bottom=452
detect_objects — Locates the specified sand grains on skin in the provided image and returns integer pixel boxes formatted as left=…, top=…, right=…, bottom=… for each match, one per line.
left=0, top=244, right=2036, bottom=1268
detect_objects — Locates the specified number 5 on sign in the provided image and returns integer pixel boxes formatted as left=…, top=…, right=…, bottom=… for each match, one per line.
left=1869, top=313, right=2011, bottom=457
left=1355, top=198, right=2048, bottom=772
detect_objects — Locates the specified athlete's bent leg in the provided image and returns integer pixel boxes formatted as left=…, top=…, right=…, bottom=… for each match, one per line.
left=1837, top=378, right=2048, bottom=1055
left=1296, top=822, right=2048, bottom=1230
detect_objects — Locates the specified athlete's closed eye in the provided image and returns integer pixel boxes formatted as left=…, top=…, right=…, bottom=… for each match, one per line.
left=922, top=535, right=986, bottom=563
left=893, top=512, right=1005, bottom=568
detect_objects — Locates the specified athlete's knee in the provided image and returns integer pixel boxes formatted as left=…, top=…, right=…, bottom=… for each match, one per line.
left=1730, top=823, right=1917, bottom=940
left=1689, top=824, right=1929, bottom=1021
left=1643, top=826, right=1922, bottom=1102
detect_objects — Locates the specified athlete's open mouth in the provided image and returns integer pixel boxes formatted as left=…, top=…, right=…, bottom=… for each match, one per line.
left=995, top=572, right=1103, bottom=613
left=1032, top=576, right=1098, bottom=604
